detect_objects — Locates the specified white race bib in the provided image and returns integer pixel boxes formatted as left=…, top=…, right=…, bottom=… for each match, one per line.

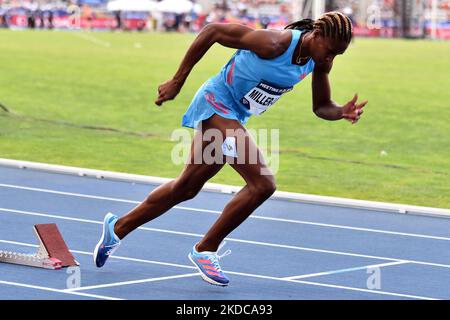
left=241, top=82, right=293, bottom=116
left=222, top=136, right=238, bottom=158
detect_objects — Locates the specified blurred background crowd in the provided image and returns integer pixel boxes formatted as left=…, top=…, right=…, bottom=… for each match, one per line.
left=0, top=0, right=449, bottom=39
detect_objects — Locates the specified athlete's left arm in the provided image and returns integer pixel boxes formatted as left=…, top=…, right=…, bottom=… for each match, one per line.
left=312, top=62, right=367, bottom=123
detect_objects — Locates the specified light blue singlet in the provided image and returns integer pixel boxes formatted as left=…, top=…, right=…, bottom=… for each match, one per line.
left=181, top=29, right=315, bottom=129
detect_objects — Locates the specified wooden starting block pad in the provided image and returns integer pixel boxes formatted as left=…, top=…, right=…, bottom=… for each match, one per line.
left=0, top=223, right=79, bottom=270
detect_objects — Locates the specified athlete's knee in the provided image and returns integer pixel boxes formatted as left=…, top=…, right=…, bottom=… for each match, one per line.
left=250, top=175, right=276, bottom=199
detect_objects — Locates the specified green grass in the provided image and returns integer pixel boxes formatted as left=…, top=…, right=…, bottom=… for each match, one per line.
left=0, top=30, right=449, bottom=208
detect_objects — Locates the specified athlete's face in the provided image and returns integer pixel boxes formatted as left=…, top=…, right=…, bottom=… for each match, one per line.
left=309, top=30, right=349, bottom=64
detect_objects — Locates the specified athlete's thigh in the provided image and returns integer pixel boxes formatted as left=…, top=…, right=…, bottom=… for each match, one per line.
left=178, top=125, right=225, bottom=185
left=201, top=114, right=273, bottom=185
left=228, top=125, right=273, bottom=185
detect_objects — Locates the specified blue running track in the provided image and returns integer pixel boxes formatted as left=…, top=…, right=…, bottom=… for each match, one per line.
left=0, top=165, right=449, bottom=300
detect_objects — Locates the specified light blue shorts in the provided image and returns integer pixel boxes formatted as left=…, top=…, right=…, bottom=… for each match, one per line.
left=181, top=77, right=250, bottom=130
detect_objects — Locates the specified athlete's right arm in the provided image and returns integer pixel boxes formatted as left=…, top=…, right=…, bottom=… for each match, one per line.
left=155, top=23, right=290, bottom=106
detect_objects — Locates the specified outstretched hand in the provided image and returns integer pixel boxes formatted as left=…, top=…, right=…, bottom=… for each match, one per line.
left=342, top=94, right=368, bottom=124
left=154, top=79, right=182, bottom=106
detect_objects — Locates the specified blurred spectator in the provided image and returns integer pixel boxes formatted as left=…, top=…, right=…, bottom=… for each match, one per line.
left=48, top=9, right=54, bottom=29
left=343, top=5, right=354, bottom=24
left=37, top=8, right=44, bottom=28
left=0, top=6, right=8, bottom=28
left=163, top=12, right=177, bottom=31
left=82, top=4, right=93, bottom=30
left=259, top=15, right=270, bottom=29
left=114, top=10, right=122, bottom=30
left=27, top=9, right=36, bottom=28
left=136, top=18, right=146, bottom=32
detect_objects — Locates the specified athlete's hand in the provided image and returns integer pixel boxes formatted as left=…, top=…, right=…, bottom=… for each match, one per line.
left=342, top=94, right=368, bottom=124
left=155, top=79, right=182, bottom=106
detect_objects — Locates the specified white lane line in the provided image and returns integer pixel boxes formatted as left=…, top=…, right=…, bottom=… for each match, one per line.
left=0, top=240, right=439, bottom=300
left=243, top=215, right=450, bottom=241
left=1, top=183, right=449, bottom=241
left=283, top=261, right=410, bottom=280
left=0, top=280, right=122, bottom=300
left=0, top=208, right=103, bottom=225
left=0, top=183, right=140, bottom=204
left=1, top=207, right=450, bottom=269
left=288, top=279, right=438, bottom=300
left=65, top=273, right=200, bottom=292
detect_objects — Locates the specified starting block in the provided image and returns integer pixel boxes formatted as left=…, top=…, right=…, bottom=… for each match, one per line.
left=0, top=223, right=79, bottom=270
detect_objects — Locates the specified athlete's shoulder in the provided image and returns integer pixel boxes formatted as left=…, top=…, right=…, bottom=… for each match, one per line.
left=276, top=29, right=295, bottom=55
left=250, top=29, right=293, bottom=59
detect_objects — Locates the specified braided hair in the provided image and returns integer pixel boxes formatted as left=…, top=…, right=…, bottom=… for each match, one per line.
left=285, top=11, right=353, bottom=43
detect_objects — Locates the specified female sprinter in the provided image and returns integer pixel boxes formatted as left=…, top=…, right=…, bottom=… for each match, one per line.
left=94, top=11, right=367, bottom=286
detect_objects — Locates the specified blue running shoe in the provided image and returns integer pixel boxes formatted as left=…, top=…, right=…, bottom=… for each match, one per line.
left=93, top=213, right=121, bottom=268
left=188, top=242, right=231, bottom=286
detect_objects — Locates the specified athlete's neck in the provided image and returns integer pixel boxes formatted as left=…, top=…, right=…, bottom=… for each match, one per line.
left=301, top=32, right=312, bottom=59
left=292, top=31, right=312, bottom=66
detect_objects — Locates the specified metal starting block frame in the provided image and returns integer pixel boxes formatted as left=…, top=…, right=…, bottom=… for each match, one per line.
left=0, top=224, right=79, bottom=270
